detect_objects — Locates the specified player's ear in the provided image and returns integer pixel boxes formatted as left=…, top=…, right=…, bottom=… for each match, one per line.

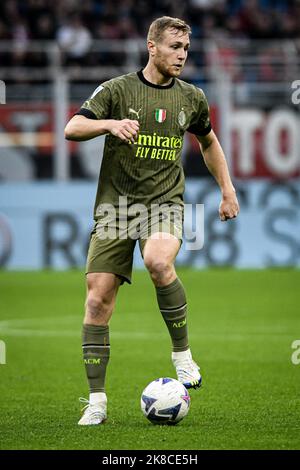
left=147, top=40, right=156, bottom=57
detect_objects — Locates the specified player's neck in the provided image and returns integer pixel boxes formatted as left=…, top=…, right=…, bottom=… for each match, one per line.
left=142, top=64, right=173, bottom=87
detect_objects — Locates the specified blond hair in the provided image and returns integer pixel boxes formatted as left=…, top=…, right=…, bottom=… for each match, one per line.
left=147, top=16, right=191, bottom=43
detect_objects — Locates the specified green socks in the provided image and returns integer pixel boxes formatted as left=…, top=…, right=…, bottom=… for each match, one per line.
left=82, top=324, right=110, bottom=393
left=156, top=278, right=189, bottom=352
left=82, top=279, right=188, bottom=392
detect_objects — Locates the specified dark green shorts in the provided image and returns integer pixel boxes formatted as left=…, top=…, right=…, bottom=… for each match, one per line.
left=86, top=204, right=183, bottom=284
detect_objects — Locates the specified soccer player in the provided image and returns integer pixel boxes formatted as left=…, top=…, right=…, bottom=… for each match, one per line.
left=65, top=16, right=239, bottom=425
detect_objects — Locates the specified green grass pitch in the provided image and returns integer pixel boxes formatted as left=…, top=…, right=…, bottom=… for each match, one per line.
left=0, top=269, right=299, bottom=450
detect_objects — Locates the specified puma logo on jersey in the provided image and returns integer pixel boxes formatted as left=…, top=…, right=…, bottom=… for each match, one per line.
left=129, top=107, right=142, bottom=119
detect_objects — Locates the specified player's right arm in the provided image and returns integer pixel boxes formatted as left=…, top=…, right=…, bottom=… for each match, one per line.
left=65, top=81, right=139, bottom=143
left=64, top=115, right=139, bottom=143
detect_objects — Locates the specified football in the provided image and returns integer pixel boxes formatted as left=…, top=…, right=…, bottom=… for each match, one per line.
left=141, top=377, right=190, bottom=425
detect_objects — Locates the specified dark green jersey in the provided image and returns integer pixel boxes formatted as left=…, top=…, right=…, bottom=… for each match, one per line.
left=77, top=70, right=211, bottom=216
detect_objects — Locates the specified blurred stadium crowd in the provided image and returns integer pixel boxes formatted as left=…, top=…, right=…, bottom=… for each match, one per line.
left=1, top=0, right=298, bottom=180
left=1, top=1, right=299, bottom=265
left=0, top=0, right=300, bottom=68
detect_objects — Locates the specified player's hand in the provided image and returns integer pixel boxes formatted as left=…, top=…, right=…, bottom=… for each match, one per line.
left=219, top=190, right=239, bottom=221
left=109, top=119, right=139, bottom=144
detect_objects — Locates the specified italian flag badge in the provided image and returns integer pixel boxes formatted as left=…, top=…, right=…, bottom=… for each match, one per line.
left=155, top=108, right=167, bottom=123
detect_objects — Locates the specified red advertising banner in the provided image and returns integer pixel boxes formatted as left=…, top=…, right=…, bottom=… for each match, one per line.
left=0, top=104, right=299, bottom=178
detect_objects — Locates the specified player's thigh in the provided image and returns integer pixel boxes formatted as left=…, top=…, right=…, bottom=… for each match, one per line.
left=141, top=234, right=181, bottom=268
left=86, top=231, right=136, bottom=285
left=139, top=204, right=183, bottom=265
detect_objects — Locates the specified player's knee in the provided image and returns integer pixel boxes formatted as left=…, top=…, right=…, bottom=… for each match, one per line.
left=85, top=292, right=112, bottom=320
left=144, top=256, right=172, bottom=279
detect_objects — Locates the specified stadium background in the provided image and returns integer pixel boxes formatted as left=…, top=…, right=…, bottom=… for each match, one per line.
left=0, top=0, right=299, bottom=450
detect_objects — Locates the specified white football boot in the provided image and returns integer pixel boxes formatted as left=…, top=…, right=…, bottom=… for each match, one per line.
left=172, top=348, right=202, bottom=389
left=78, top=395, right=107, bottom=425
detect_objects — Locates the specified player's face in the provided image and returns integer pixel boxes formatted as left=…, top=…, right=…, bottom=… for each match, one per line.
left=151, top=29, right=190, bottom=78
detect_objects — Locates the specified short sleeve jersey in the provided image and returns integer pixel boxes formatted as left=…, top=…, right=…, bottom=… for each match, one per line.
left=77, top=70, right=211, bottom=216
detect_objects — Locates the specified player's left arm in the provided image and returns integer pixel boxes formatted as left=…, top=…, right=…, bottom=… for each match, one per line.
left=196, top=130, right=240, bottom=221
